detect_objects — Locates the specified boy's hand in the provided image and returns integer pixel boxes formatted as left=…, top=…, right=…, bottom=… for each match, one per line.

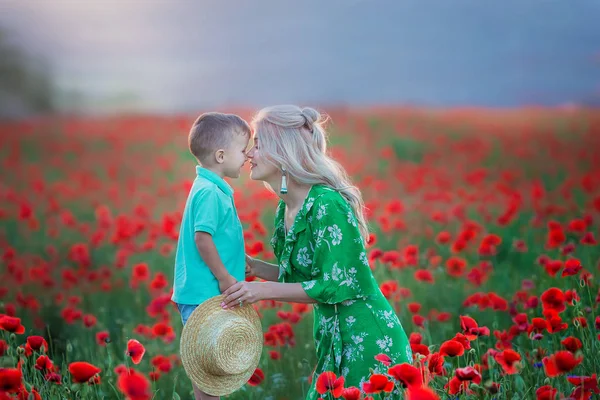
left=245, top=254, right=255, bottom=276
left=218, top=274, right=238, bottom=293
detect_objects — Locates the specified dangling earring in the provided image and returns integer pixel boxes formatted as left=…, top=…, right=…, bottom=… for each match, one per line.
left=280, top=167, right=288, bottom=194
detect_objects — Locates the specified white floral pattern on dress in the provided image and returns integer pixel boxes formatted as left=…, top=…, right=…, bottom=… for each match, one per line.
left=376, top=335, right=394, bottom=353
left=328, top=224, right=343, bottom=246
left=347, top=210, right=357, bottom=227
left=377, top=309, right=401, bottom=329
left=296, top=247, right=312, bottom=268
left=316, top=204, right=327, bottom=220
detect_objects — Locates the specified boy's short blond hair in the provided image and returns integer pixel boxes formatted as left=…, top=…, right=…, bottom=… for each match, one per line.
left=189, top=112, right=251, bottom=163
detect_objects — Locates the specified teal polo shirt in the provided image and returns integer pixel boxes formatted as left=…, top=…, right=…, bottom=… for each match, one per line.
left=171, top=166, right=245, bottom=305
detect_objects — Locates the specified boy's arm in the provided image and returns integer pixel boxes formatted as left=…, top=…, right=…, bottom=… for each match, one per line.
left=195, top=232, right=237, bottom=291
left=246, top=255, right=280, bottom=282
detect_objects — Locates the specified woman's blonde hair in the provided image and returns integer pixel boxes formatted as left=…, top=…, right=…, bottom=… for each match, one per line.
left=252, top=105, right=369, bottom=240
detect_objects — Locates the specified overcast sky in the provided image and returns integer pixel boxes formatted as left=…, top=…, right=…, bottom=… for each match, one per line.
left=1, top=0, right=599, bottom=112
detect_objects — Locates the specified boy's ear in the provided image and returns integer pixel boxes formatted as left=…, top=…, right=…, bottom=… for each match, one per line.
left=214, top=149, right=225, bottom=164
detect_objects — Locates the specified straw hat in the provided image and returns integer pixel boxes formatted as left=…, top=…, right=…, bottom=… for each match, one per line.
left=180, top=295, right=263, bottom=396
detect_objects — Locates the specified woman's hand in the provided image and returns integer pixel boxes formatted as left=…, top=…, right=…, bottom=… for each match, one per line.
left=221, top=281, right=265, bottom=309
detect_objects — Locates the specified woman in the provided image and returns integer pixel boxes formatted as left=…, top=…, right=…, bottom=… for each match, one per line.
left=221, top=105, right=412, bottom=398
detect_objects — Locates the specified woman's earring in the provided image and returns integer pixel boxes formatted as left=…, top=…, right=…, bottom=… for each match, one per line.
left=280, top=167, right=288, bottom=194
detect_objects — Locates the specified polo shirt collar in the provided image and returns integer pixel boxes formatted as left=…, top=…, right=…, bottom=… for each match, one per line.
left=196, top=166, right=234, bottom=196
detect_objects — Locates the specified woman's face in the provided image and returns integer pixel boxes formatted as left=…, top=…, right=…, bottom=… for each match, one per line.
left=246, top=134, right=279, bottom=182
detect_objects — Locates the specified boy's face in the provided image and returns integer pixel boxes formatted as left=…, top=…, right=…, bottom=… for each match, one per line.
left=222, top=133, right=250, bottom=179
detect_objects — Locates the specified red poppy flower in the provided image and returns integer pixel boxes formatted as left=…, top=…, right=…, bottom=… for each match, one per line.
left=546, top=224, right=565, bottom=248
left=446, top=257, right=467, bottom=277
left=542, top=351, right=583, bottom=377
left=0, top=315, right=25, bottom=334
left=248, top=368, right=265, bottom=386
left=581, top=232, right=597, bottom=245
left=488, top=292, right=509, bottom=311
left=451, top=333, right=471, bottom=350
left=35, top=355, right=53, bottom=372
left=374, top=353, right=392, bottom=366
left=406, top=386, right=440, bottom=400
left=412, top=315, right=426, bottom=328
left=426, top=353, right=445, bottom=376
left=114, top=364, right=128, bottom=376
left=436, top=231, right=451, bottom=244
left=126, top=339, right=146, bottom=365
left=379, top=281, right=399, bottom=299
left=26, top=336, right=48, bottom=352
left=536, top=385, right=558, bottom=400
left=439, top=340, right=464, bottom=357
left=149, top=273, right=168, bottom=290
left=543, top=260, right=562, bottom=277
left=96, top=331, right=110, bottom=346
left=512, top=313, right=529, bottom=332
left=151, top=322, right=175, bottom=341
left=117, top=368, right=151, bottom=400
left=561, top=336, right=583, bottom=353
left=561, top=258, right=583, bottom=277
left=83, top=314, right=97, bottom=328
left=528, top=317, right=550, bottom=334
left=436, top=312, right=452, bottom=322
left=68, top=361, right=101, bottom=383
left=445, top=376, right=469, bottom=395
left=150, top=355, right=172, bottom=373
left=0, top=368, right=22, bottom=393
left=362, top=374, right=394, bottom=394
left=366, top=233, right=377, bottom=247
left=459, top=315, right=490, bottom=340
left=388, top=363, right=422, bottom=389
left=341, top=386, right=361, bottom=400
left=455, top=366, right=481, bottom=384
left=45, top=372, right=62, bottom=383
left=414, top=269, right=434, bottom=284
left=541, top=288, right=566, bottom=314
left=316, top=371, right=344, bottom=397
left=411, top=343, right=430, bottom=358
left=545, top=311, right=568, bottom=333
left=494, top=349, right=521, bottom=375
left=409, top=332, right=423, bottom=344
left=567, top=373, right=599, bottom=395
left=408, top=303, right=421, bottom=314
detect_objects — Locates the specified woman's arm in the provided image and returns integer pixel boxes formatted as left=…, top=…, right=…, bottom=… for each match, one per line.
left=259, top=282, right=317, bottom=304
left=221, top=281, right=317, bottom=308
left=247, top=255, right=280, bottom=282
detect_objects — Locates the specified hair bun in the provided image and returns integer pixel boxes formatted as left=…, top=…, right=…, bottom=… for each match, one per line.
left=301, top=107, right=320, bottom=124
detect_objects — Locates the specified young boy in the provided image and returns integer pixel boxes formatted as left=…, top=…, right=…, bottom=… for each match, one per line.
left=171, top=112, right=251, bottom=400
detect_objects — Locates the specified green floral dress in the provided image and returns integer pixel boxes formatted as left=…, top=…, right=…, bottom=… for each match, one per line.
left=271, top=185, right=412, bottom=399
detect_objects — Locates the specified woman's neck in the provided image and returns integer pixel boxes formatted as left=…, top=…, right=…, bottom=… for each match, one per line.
left=269, top=177, right=313, bottom=210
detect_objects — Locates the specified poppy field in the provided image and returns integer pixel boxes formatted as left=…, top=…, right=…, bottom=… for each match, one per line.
left=1, top=107, right=600, bottom=399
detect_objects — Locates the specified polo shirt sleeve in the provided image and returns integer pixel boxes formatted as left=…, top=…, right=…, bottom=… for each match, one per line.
left=192, top=189, right=223, bottom=235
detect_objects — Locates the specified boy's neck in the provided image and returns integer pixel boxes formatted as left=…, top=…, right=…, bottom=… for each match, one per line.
left=200, top=164, right=225, bottom=179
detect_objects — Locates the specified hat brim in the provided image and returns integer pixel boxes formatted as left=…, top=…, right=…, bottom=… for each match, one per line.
left=180, top=295, right=263, bottom=396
